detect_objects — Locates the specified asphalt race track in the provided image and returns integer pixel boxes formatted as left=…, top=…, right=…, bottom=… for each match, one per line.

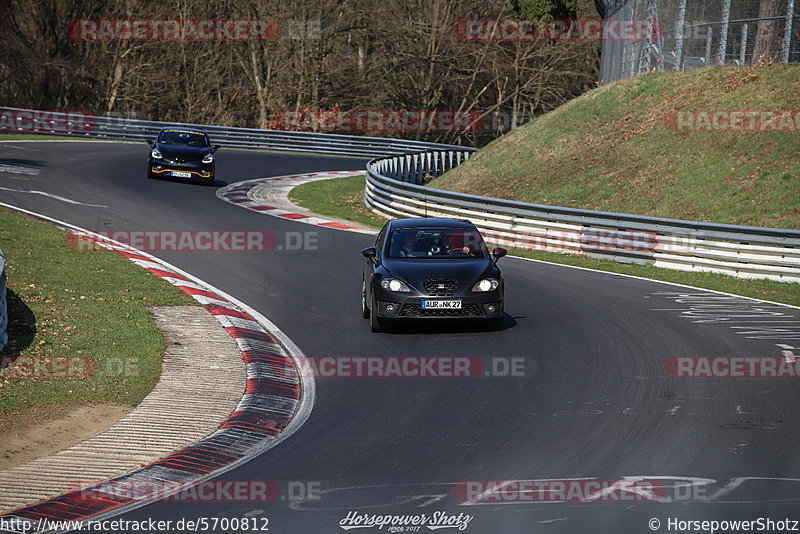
left=2, top=141, right=799, bottom=533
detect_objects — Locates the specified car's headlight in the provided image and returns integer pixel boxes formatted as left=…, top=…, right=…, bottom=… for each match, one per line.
left=380, top=279, right=410, bottom=292
left=202, top=153, right=214, bottom=163
left=472, top=278, right=499, bottom=292
left=151, top=149, right=162, bottom=159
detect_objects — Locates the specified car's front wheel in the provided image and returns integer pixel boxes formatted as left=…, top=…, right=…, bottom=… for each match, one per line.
left=370, top=294, right=385, bottom=333
left=362, top=277, right=370, bottom=319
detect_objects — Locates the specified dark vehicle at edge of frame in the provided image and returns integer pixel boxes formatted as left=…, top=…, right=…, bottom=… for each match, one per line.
left=362, top=217, right=507, bottom=333
left=147, top=127, right=219, bottom=185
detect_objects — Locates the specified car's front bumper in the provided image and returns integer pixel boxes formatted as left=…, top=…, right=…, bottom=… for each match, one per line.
left=149, top=160, right=214, bottom=178
left=373, top=288, right=503, bottom=320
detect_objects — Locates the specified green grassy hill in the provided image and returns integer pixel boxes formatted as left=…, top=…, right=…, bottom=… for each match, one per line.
left=431, top=64, right=800, bottom=229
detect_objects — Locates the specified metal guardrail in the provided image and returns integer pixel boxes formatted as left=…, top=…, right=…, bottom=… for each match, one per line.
left=365, top=150, right=800, bottom=283
left=0, top=249, right=7, bottom=350
left=4, top=106, right=799, bottom=283
left=0, top=107, right=467, bottom=158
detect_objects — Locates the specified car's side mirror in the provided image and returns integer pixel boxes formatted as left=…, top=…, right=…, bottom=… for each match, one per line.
left=362, top=247, right=377, bottom=259
left=492, top=247, right=507, bottom=264
left=146, top=139, right=155, bottom=148
left=211, top=145, right=220, bottom=153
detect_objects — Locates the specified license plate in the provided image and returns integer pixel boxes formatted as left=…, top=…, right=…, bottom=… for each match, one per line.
left=421, top=300, right=461, bottom=309
left=171, top=171, right=191, bottom=178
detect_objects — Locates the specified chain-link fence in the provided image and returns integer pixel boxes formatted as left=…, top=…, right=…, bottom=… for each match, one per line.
left=599, top=0, right=799, bottom=81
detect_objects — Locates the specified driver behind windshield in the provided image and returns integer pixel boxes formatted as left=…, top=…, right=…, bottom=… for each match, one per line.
left=442, top=231, right=471, bottom=255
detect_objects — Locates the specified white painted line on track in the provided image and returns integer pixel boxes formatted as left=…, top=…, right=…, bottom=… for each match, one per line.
left=0, top=186, right=107, bottom=208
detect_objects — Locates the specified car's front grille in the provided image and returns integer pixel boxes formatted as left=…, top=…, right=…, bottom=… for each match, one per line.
left=399, top=303, right=482, bottom=318
left=423, top=278, right=459, bottom=296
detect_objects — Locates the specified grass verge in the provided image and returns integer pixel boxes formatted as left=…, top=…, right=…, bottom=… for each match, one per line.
left=287, top=175, right=800, bottom=307
left=289, top=174, right=386, bottom=228
left=431, top=64, right=800, bottom=229
left=0, top=206, right=198, bottom=418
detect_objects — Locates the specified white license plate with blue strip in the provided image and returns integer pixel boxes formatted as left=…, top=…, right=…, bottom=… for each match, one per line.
left=421, top=300, right=461, bottom=309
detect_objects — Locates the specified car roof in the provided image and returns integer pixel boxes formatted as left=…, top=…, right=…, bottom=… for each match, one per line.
left=158, top=127, right=209, bottom=136
left=389, top=217, right=477, bottom=230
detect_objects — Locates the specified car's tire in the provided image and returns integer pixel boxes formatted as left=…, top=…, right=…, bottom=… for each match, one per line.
left=370, top=294, right=385, bottom=333
left=362, top=277, right=370, bottom=319
left=205, top=175, right=215, bottom=186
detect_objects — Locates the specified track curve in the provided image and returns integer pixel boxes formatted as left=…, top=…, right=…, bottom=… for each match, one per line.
left=1, top=140, right=799, bottom=533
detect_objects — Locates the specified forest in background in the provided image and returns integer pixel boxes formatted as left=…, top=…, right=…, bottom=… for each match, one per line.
left=0, top=0, right=600, bottom=145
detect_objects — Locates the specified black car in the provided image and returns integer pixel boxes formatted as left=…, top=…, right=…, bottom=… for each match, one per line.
left=362, top=218, right=507, bottom=332
left=147, top=128, right=219, bottom=185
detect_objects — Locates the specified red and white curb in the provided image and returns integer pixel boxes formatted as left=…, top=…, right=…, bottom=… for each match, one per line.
left=217, top=171, right=376, bottom=234
left=0, top=202, right=314, bottom=533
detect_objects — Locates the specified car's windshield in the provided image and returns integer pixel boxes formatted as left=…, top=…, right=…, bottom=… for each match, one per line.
left=387, top=228, right=488, bottom=259
left=157, top=129, right=209, bottom=147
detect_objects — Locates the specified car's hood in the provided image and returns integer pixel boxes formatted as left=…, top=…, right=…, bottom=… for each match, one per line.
left=156, top=144, right=209, bottom=160
left=384, top=258, right=493, bottom=284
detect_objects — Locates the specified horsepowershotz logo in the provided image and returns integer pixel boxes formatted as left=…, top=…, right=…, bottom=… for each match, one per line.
left=338, top=511, right=473, bottom=531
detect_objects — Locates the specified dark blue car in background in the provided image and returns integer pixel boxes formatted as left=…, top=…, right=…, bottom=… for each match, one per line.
left=147, top=128, right=219, bottom=185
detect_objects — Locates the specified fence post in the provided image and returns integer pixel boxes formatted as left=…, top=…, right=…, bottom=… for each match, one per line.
left=739, top=23, right=748, bottom=65
left=624, top=1, right=635, bottom=77
left=783, top=0, right=796, bottom=64
left=647, top=0, right=664, bottom=70
left=718, top=0, right=732, bottom=65
left=705, top=26, right=714, bottom=65
left=674, top=0, right=688, bottom=70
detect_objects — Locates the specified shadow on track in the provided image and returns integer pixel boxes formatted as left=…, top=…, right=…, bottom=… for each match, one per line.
left=374, top=314, right=519, bottom=335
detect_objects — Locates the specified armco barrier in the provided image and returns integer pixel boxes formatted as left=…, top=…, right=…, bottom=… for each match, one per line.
left=0, top=249, right=6, bottom=350
left=0, top=107, right=468, bottom=158
left=365, top=150, right=800, bottom=283
left=4, top=106, right=798, bottom=283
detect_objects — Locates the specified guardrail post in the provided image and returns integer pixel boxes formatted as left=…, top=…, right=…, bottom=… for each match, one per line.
left=399, top=156, right=407, bottom=182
